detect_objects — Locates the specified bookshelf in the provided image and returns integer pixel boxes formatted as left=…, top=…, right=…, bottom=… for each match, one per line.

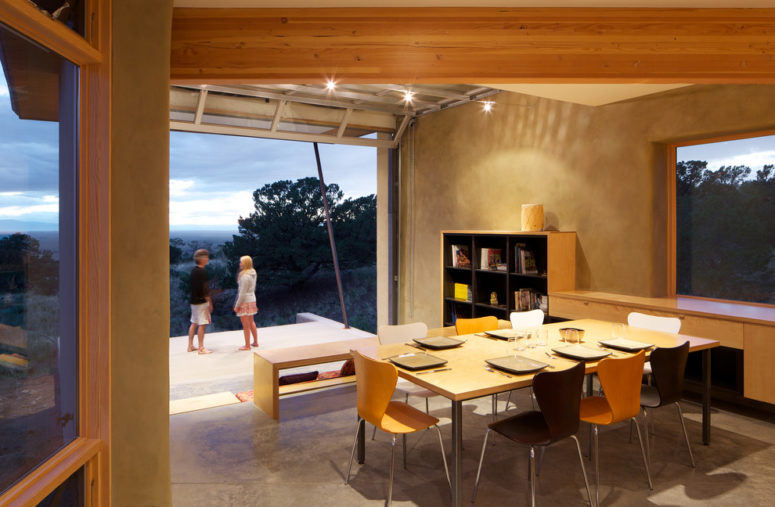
left=441, top=231, right=576, bottom=326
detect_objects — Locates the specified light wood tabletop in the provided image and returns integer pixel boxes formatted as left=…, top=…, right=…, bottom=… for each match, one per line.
left=374, top=318, right=718, bottom=402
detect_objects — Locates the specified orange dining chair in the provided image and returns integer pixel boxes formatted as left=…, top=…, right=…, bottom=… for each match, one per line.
left=454, top=316, right=502, bottom=416
left=454, top=316, right=498, bottom=336
left=579, top=350, right=652, bottom=506
left=345, top=350, right=450, bottom=505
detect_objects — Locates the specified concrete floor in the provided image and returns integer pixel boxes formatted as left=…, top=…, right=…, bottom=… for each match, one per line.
left=170, top=385, right=775, bottom=506
left=169, top=317, right=775, bottom=505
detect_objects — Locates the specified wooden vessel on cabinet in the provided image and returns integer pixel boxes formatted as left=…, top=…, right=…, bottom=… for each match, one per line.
left=441, top=231, right=576, bottom=327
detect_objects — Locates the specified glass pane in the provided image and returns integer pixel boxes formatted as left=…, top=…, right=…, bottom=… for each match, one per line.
left=676, top=134, right=775, bottom=304
left=0, top=23, right=78, bottom=493
left=29, top=1, right=85, bottom=36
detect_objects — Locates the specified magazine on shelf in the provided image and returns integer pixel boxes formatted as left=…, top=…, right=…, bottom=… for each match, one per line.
left=451, top=244, right=471, bottom=268
left=522, top=249, right=539, bottom=275
left=515, top=288, right=543, bottom=311
left=454, top=282, right=472, bottom=302
left=514, top=243, right=525, bottom=273
left=480, top=248, right=503, bottom=270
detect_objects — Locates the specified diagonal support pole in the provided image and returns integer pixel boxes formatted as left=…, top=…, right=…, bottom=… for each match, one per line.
left=313, top=142, right=349, bottom=328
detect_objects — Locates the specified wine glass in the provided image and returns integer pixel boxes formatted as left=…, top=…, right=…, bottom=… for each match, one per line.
left=613, top=323, right=626, bottom=341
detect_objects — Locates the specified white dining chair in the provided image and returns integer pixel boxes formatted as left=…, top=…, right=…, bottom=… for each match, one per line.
left=504, top=309, right=546, bottom=411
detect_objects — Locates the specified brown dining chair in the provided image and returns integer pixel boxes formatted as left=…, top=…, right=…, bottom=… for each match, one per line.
left=472, top=362, right=592, bottom=506
left=345, top=350, right=450, bottom=505
left=454, top=316, right=498, bottom=336
left=640, top=341, right=695, bottom=468
left=580, top=350, right=652, bottom=506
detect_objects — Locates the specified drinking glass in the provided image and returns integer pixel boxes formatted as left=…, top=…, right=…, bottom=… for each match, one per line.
left=526, top=328, right=537, bottom=349
left=613, top=323, right=626, bottom=340
left=514, top=331, right=526, bottom=352
left=536, top=327, right=547, bottom=347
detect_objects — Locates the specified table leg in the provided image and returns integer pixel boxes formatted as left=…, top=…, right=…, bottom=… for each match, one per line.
left=702, top=348, right=711, bottom=445
left=451, top=400, right=463, bottom=507
left=586, top=373, right=593, bottom=397
left=357, top=417, right=365, bottom=464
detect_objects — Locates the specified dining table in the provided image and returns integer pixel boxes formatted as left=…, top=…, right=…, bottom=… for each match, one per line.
left=361, top=318, right=719, bottom=507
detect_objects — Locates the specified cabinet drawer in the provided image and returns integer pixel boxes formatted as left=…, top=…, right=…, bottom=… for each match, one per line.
left=678, top=315, right=743, bottom=349
left=550, top=297, right=628, bottom=322
left=744, top=323, right=775, bottom=403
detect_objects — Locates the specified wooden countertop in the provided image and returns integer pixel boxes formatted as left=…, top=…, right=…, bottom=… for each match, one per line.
left=550, top=290, right=775, bottom=326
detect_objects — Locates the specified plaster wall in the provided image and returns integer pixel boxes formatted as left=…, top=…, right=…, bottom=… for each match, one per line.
left=398, top=85, right=775, bottom=327
left=110, top=1, right=173, bottom=504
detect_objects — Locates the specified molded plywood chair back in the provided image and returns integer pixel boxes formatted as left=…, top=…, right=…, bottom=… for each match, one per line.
left=596, top=350, right=646, bottom=422
left=628, top=312, right=681, bottom=334
left=377, top=322, right=428, bottom=345
left=350, top=350, right=397, bottom=427
left=510, top=309, right=545, bottom=330
left=455, top=316, right=498, bottom=335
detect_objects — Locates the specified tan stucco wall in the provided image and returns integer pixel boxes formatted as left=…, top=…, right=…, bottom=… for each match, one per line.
left=398, top=85, right=775, bottom=327
left=110, top=1, right=173, bottom=505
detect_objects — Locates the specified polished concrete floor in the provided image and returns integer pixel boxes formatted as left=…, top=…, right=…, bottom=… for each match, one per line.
left=170, top=385, right=775, bottom=506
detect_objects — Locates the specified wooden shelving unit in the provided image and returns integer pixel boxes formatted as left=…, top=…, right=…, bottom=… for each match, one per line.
left=441, top=231, right=576, bottom=326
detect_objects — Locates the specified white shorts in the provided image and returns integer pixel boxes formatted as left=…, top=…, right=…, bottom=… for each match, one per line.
left=190, top=303, right=211, bottom=325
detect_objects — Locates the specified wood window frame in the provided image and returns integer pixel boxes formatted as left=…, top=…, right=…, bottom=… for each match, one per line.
left=0, top=1, right=110, bottom=505
left=667, top=128, right=775, bottom=308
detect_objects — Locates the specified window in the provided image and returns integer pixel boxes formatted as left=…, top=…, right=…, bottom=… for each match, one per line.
left=672, top=132, right=775, bottom=305
left=0, top=23, right=79, bottom=495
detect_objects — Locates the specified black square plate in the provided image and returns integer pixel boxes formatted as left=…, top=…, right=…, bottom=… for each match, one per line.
left=598, top=338, right=654, bottom=352
left=485, top=355, right=548, bottom=375
left=388, top=353, right=448, bottom=371
left=413, top=336, right=465, bottom=350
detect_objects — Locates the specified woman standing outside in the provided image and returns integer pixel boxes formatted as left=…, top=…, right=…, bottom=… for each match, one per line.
left=234, top=255, right=259, bottom=350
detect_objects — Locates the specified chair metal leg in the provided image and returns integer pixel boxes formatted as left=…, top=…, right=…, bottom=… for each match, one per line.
left=536, top=446, right=545, bottom=476
left=592, top=424, right=599, bottom=507
left=402, top=433, right=407, bottom=470
left=571, top=435, right=593, bottom=507
left=433, top=425, right=451, bottom=488
left=492, top=394, right=498, bottom=419
left=388, top=434, right=397, bottom=506
left=346, top=417, right=363, bottom=485
left=426, top=397, right=429, bottom=414
left=471, top=428, right=491, bottom=503
left=372, top=424, right=377, bottom=441
left=628, top=418, right=634, bottom=443
left=676, top=402, right=696, bottom=468
left=504, top=391, right=511, bottom=411
left=632, top=417, right=654, bottom=490
left=529, top=446, right=537, bottom=507
left=643, top=408, right=650, bottom=467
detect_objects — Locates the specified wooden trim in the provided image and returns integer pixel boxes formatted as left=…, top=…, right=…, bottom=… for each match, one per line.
left=0, top=438, right=103, bottom=507
left=79, top=0, right=111, bottom=504
left=171, top=7, right=775, bottom=84
left=0, top=0, right=101, bottom=65
left=666, top=144, right=677, bottom=296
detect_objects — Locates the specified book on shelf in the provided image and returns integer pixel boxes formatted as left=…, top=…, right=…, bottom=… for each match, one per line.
left=449, top=301, right=457, bottom=324
left=450, top=244, right=471, bottom=268
left=480, top=248, right=503, bottom=270
left=454, top=283, right=472, bottom=302
left=514, top=244, right=539, bottom=275
left=514, top=288, right=545, bottom=311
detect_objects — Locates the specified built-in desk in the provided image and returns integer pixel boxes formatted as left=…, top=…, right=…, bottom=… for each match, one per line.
left=549, top=290, right=775, bottom=404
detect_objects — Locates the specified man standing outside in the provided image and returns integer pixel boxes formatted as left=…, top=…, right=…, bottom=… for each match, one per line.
left=188, top=248, right=213, bottom=354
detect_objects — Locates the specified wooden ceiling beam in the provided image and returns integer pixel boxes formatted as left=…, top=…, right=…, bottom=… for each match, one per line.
left=171, top=7, right=775, bottom=84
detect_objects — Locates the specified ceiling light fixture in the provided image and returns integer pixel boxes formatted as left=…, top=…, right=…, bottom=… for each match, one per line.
left=403, top=90, right=414, bottom=103
left=482, top=100, right=494, bottom=113
left=325, top=79, right=336, bottom=91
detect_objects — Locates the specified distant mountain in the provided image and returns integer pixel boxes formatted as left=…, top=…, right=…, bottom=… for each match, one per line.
left=0, top=219, right=57, bottom=233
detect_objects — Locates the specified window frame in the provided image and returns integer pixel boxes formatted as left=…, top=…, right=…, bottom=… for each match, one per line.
left=0, top=0, right=110, bottom=505
left=667, top=127, right=775, bottom=307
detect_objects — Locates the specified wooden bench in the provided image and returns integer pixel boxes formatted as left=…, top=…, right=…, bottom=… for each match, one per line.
left=253, top=337, right=378, bottom=419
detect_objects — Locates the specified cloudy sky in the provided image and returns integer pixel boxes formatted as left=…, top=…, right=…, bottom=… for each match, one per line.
left=169, top=132, right=376, bottom=231
left=0, top=68, right=376, bottom=233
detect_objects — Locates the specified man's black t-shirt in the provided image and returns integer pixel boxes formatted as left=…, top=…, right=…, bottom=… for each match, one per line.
left=190, top=266, right=209, bottom=304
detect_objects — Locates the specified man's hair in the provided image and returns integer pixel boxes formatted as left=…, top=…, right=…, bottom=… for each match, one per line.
left=193, top=249, right=209, bottom=261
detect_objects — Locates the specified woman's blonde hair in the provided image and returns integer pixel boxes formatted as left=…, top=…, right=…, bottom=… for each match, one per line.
left=238, top=256, right=255, bottom=278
